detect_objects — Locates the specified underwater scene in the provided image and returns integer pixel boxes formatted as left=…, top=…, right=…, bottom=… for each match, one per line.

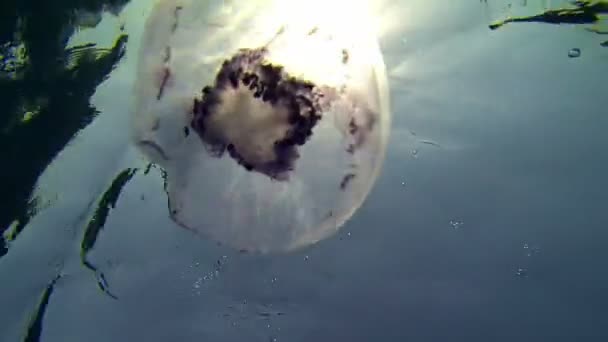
left=1, top=0, right=607, bottom=341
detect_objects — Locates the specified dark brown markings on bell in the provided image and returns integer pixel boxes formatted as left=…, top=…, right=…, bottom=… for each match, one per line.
left=204, top=140, right=227, bottom=158
left=265, top=26, right=286, bottom=47
left=341, top=49, right=349, bottom=64
left=156, top=67, right=171, bottom=100
left=348, top=117, right=358, bottom=135
left=340, top=173, right=356, bottom=190
left=183, top=126, right=189, bottom=137
left=308, top=27, right=319, bottom=35
left=228, top=70, right=239, bottom=88
left=171, top=6, right=183, bottom=33
left=190, top=47, right=324, bottom=181
left=346, top=108, right=378, bottom=153
left=163, top=46, right=171, bottom=63
left=139, top=140, right=169, bottom=160
left=365, top=111, right=377, bottom=131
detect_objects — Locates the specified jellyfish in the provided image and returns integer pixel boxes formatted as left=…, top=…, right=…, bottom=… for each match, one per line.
left=130, top=0, right=390, bottom=253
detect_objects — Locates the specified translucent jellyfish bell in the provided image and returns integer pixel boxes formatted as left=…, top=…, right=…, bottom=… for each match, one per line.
left=130, top=0, right=390, bottom=253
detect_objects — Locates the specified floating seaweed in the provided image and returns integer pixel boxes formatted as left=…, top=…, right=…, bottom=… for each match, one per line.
left=80, top=168, right=137, bottom=299
left=0, top=33, right=128, bottom=259
left=488, top=0, right=608, bottom=47
left=21, top=274, right=61, bottom=342
left=0, top=0, right=130, bottom=260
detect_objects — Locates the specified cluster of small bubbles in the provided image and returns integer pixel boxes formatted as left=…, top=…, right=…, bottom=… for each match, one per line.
left=523, top=242, right=540, bottom=257
left=515, top=267, right=528, bottom=277
left=216, top=255, right=229, bottom=269
left=304, top=255, right=309, bottom=261
left=449, top=220, right=464, bottom=230
left=411, top=149, right=419, bottom=158
left=338, top=231, right=352, bottom=241
left=223, top=299, right=286, bottom=338
left=189, top=256, right=229, bottom=293
left=270, top=276, right=278, bottom=284
left=401, top=180, right=406, bottom=187
left=512, top=242, right=541, bottom=278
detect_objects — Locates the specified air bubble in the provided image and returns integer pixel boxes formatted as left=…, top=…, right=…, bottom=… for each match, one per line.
left=449, top=220, right=463, bottom=230
left=515, top=268, right=528, bottom=277
left=568, top=48, right=581, bottom=58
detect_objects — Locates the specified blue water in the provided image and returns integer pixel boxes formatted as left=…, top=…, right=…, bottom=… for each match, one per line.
left=1, top=1, right=608, bottom=341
